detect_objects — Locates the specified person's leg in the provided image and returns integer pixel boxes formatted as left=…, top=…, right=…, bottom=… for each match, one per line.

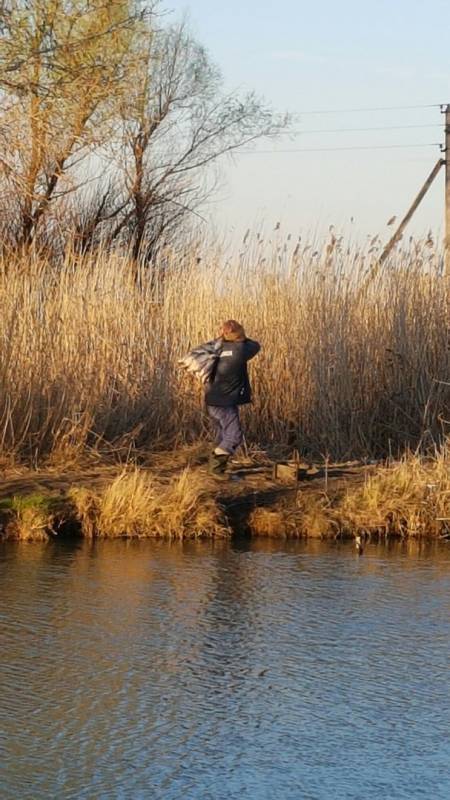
left=206, top=406, right=242, bottom=475
left=206, top=406, right=222, bottom=445
left=215, top=406, right=243, bottom=455
left=206, top=406, right=227, bottom=474
left=207, top=405, right=224, bottom=445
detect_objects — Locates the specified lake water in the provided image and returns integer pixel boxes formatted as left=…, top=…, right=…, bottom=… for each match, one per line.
left=1, top=538, right=450, bottom=800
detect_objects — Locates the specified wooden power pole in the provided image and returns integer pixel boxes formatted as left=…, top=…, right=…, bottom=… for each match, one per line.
left=380, top=157, right=444, bottom=264
left=444, top=104, right=450, bottom=280
left=380, top=105, right=450, bottom=269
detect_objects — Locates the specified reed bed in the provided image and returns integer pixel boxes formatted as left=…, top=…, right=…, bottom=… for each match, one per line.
left=0, top=233, right=447, bottom=463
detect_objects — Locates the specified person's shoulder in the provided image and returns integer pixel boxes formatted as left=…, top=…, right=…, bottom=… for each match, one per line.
left=243, top=338, right=261, bottom=358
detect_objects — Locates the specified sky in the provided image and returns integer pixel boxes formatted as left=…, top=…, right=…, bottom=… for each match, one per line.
left=165, top=0, right=449, bottom=246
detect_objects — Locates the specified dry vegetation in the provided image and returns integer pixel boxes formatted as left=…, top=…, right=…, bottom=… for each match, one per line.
left=0, top=465, right=229, bottom=541
left=339, top=449, right=450, bottom=538
left=0, top=234, right=447, bottom=464
left=250, top=446, right=450, bottom=541
left=2, top=446, right=450, bottom=541
left=0, top=232, right=448, bottom=541
left=68, top=468, right=228, bottom=539
left=0, top=493, right=55, bottom=541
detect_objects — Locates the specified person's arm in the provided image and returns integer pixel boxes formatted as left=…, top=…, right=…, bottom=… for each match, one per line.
left=244, top=339, right=261, bottom=360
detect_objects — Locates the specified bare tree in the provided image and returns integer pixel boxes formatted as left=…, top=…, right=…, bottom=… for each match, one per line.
left=0, top=0, right=151, bottom=247
left=107, top=21, right=288, bottom=263
left=0, top=5, right=287, bottom=262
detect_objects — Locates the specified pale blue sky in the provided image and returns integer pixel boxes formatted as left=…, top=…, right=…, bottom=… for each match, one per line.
left=166, top=0, right=449, bottom=245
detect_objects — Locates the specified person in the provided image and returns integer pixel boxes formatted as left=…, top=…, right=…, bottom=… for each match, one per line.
left=205, top=320, right=260, bottom=476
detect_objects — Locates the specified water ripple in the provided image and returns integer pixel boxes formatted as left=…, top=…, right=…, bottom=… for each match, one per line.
left=1, top=540, right=450, bottom=799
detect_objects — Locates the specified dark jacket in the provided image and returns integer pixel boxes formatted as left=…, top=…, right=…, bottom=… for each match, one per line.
left=205, top=338, right=260, bottom=407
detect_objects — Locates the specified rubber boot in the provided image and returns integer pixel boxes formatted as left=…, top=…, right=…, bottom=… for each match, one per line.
left=208, top=451, right=230, bottom=477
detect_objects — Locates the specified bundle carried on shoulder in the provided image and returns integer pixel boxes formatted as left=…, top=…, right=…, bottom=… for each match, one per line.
left=178, top=339, right=223, bottom=384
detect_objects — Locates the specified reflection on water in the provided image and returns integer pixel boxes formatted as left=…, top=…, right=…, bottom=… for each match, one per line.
left=1, top=538, right=450, bottom=800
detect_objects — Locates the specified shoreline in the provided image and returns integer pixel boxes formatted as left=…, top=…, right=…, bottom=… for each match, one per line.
left=0, top=446, right=449, bottom=542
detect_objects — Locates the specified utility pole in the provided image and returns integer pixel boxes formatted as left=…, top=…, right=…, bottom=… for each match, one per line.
left=444, top=104, right=450, bottom=280
left=380, top=106, right=450, bottom=267
left=379, top=158, right=444, bottom=264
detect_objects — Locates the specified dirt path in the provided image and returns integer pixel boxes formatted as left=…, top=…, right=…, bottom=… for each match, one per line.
left=0, top=465, right=121, bottom=502
left=0, top=458, right=373, bottom=503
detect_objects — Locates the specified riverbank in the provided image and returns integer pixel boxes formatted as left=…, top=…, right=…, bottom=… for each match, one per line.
left=1, top=445, right=449, bottom=542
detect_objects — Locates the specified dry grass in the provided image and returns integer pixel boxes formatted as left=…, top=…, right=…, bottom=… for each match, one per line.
left=68, top=467, right=228, bottom=539
left=1, top=447, right=450, bottom=540
left=249, top=507, right=290, bottom=538
left=337, top=449, right=450, bottom=538
left=249, top=495, right=336, bottom=539
left=5, top=506, right=50, bottom=542
left=248, top=447, right=450, bottom=540
left=0, top=233, right=447, bottom=465
left=0, top=494, right=57, bottom=541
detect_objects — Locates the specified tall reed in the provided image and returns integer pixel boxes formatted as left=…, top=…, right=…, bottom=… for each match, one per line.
left=0, top=233, right=447, bottom=462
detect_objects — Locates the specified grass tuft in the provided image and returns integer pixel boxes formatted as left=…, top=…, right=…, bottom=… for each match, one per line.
left=0, top=493, right=58, bottom=541
left=249, top=448, right=450, bottom=540
left=68, top=468, right=229, bottom=539
left=338, top=451, right=450, bottom=538
left=249, top=508, right=289, bottom=538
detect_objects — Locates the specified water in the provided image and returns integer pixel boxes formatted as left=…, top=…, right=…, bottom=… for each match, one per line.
left=1, top=538, right=450, bottom=800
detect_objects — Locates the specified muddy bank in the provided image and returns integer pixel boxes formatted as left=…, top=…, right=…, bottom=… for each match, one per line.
left=0, top=447, right=449, bottom=542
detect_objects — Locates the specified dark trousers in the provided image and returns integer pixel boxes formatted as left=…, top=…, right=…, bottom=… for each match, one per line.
left=207, top=405, right=243, bottom=455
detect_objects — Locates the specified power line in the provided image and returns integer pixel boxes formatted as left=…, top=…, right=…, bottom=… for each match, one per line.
left=275, top=103, right=442, bottom=117
left=237, top=142, right=441, bottom=154
left=152, top=142, right=441, bottom=159
left=287, top=123, right=441, bottom=135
